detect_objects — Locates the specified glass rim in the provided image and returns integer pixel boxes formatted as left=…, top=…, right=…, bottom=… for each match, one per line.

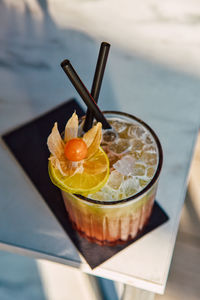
left=75, top=110, right=163, bottom=206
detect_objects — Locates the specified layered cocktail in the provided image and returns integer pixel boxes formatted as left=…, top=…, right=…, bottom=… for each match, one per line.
left=48, top=111, right=163, bottom=245
left=48, top=43, right=163, bottom=245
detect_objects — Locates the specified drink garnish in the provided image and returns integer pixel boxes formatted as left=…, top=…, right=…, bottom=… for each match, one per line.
left=47, top=112, right=109, bottom=195
left=64, top=138, right=88, bottom=161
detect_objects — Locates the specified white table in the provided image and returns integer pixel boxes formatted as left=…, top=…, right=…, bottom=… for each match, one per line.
left=1, top=0, right=200, bottom=298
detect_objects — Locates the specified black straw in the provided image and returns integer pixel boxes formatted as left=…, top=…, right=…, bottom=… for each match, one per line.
left=83, top=42, right=110, bottom=132
left=61, top=59, right=111, bottom=129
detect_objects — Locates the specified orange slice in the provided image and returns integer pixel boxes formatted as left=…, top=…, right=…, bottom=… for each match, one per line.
left=48, top=147, right=109, bottom=195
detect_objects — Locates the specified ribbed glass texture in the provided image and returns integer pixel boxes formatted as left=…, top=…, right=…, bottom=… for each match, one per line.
left=62, top=183, right=157, bottom=245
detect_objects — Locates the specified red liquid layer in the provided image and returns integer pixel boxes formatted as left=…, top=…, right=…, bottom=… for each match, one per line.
left=62, top=186, right=157, bottom=246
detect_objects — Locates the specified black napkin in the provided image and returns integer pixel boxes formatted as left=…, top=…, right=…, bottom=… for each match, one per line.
left=2, top=99, right=169, bottom=269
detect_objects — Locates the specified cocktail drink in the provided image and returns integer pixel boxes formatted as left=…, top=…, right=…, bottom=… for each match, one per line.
left=49, top=44, right=163, bottom=245
left=48, top=111, right=163, bottom=246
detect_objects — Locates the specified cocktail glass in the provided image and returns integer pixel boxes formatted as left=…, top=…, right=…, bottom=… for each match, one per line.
left=61, top=111, right=163, bottom=246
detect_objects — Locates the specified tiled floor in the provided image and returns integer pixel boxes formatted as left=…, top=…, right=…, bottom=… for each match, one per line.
left=0, top=133, right=200, bottom=300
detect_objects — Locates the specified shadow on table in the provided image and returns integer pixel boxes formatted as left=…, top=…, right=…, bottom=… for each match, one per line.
left=1, top=0, right=200, bottom=299
left=0, top=0, right=118, bottom=119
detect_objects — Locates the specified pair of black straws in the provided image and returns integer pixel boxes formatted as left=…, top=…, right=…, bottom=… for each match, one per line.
left=61, top=42, right=111, bottom=131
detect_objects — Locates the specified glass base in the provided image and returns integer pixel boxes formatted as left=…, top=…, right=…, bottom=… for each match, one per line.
left=70, top=215, right=152, bottom=246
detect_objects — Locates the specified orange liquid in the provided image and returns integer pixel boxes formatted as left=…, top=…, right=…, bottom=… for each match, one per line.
left=62, top=183, right=157, bottom=246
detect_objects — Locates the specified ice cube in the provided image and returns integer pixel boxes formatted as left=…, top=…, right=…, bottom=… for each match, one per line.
left=141, top=151, right=157, bottom=166
left=147, top=167, right=155, bottom=178
left=109, top=139, right=130, bottom=154
left=111, top=120, right=127, bottom=133
left=127, top=124, right=138, bottom=137
left=132, top=139, right=144, bottom=151
left=133, top=163, right=146, bottom=176
left=144, top=145, right=157, bottom=153
left=113, top=155, right=135, bottom=176
left=102, top=130, right=117, bottom=143
left=88, top=192, right=105, bottom=201
left=145, top=134, right=153, bottom=144
left=135, top=126, right=145, bottom=138
left=120, top=176, right=139, bottom=197
left=107, top=170, right=123, bottom=189
left=139, top=179, right=149, bottom=188
left=100, top=186, right=121, bottom=201
left=107, top=152, right=119, bottom=169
